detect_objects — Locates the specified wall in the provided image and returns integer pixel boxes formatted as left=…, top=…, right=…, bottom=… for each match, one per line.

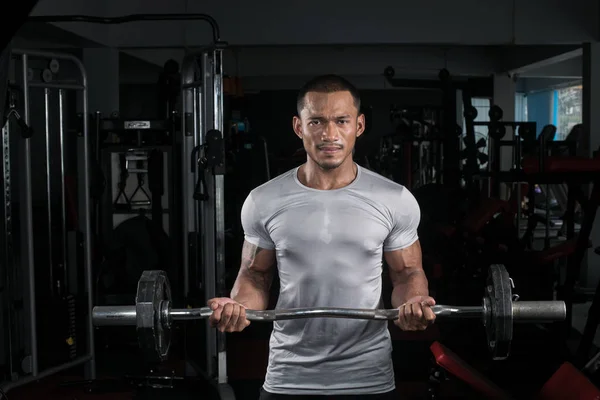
left=517, top=77, right=581, bottom=93
left=518, top=56, right=582, bottom=79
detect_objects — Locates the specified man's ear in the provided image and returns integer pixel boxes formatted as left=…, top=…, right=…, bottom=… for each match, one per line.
left=356, top=113, right=366, bottom=138
left=293, top=116, right=303, bottom=139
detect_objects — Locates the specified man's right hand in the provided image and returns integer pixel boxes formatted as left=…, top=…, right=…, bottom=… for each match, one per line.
left=207, top=297, right=251, bottom=333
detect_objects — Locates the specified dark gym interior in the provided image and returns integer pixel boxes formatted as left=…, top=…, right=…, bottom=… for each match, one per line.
left=1, top=1, right=600, bottom=399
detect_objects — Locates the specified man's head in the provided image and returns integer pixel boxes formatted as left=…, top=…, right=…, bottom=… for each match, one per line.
left=293, top=75, right=365, bottom=171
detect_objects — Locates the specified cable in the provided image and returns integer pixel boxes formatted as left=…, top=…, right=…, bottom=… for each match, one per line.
left=26, top=13, right=222, bottom=44
left=0, top=386, right=9, bottom=400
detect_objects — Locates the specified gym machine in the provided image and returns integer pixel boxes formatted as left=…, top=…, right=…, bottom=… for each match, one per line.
left=378, top=106, right=445, bottom=189
left=0, top=49, right=95, bottom=393
left=92, top=264, right=566, bottom=362
left=180, top=45, right=231, bottom=397
left=382, top=66, right=493, bottom=192
left=17, top=12, right=230, bottom=396
left=93, top=111, right=179, bottom=308
left=462, top=104, right=600, bottom=361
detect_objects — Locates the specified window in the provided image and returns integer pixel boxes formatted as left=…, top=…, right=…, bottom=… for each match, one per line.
left=553, top=85, right=582, bottom=140
left=515, top=93, right=528, bottom=122
left=513, top=84, right=581, bottom=140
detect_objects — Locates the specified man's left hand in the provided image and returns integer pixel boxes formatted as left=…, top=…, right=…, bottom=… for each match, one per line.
left=394, top=295, right=436, bottom=331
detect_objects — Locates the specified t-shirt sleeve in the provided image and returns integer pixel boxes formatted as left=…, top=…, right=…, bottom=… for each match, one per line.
left=241, top=193, right=276, bottom=250
left=383, top=188, right=421, bottom=251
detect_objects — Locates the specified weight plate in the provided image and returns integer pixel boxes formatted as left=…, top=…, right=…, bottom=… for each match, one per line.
left=41, top=69, right=53, bottom=83
left=484, top=264, right=513, bottom=360
left=49, top=59, right=60, bottom=73
left=464, top=105, right=478, bottom=121
left=136, top=270, right=172, bottom=362
left=488, top=105, right=504, bottom=121
left=488, top=123, right=506, bottom=140
left=384, top=66, right=395, bottom=79
left=518, top=122, right=536, bottom=143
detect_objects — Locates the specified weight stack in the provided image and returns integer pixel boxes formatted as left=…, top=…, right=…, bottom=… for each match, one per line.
left=38, top=294, right=78, bottom=370
left=66, top=294, right=77, bottom=360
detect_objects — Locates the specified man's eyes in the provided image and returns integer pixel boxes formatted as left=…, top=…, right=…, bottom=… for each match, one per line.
left=309, top=120, right=349, bottom=125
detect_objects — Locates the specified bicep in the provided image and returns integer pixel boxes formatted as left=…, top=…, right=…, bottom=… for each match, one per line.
left=241, top=194, right=276, bottom=250
left=233, top=193, right=277, bottom=296
left=235, top=240, right=277, bottom=292
left=383, top=189, right=421, bottom=252
left=240, top=240, right=276, bottom=274
left=384, top=240, right=423, bottom=286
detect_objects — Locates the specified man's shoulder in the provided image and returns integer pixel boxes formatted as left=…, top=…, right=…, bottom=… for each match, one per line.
left=248, top=167, right=298, bottom=201
left=357, top=165, right=413, bottom=201
left=356, top=166, right=420, bottom=222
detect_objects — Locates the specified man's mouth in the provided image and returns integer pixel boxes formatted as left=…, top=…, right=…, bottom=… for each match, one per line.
left=319, top=146, right=342, bottom=153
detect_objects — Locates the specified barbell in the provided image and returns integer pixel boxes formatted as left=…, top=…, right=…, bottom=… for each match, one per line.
left=92, top=264, right=566, bottom=363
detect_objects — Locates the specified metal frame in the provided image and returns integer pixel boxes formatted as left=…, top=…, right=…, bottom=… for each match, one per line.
left=181, top=46, right=227, bottom=387
left=0, top=49, right=95, bottom=393
left=1, top=95, right=16, bottom=382
left=99, top=144, right=176, bottom=243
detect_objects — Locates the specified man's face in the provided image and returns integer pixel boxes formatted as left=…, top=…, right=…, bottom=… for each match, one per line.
left=293, top=91, right=365, bottom=171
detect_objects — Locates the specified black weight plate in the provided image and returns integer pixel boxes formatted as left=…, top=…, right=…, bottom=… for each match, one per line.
left=484, top=264, right=513, bottom=360
left=488, top=123, right=506, bottom=140
left=488, top=105, right=504, bottom=121
left=136, top=270, right=172, bottom=362
left=49, top=59, right=60, bottom=73
left=41, top=69, right=53, bottom=83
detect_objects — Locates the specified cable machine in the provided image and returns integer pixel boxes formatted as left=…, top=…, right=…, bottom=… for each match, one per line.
left=0, top=13, right=233, bottom=399
left=0, top=49, right=95, bottom=393
left=181, top=44, right=232, bottom=398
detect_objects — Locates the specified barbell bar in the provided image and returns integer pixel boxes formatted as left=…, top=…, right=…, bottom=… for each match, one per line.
left=94, top=302, right=561, bottom=324
left=92, top=265, right=566, bottom=363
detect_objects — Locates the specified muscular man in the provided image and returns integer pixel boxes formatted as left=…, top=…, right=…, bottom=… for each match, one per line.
left=208, top=75, right=436, bottom=398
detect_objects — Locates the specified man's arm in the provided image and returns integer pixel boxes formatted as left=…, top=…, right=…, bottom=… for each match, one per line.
left=230, top=240, right=277, bottom=310
left=385, top=240, right=429, bottom=308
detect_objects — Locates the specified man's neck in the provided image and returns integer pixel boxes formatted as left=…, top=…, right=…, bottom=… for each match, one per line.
left=298, top=159, right=358, bottom=190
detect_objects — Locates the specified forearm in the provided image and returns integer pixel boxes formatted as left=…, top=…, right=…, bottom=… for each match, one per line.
left=230, top=240, right=275, bottom=310
left=230, top=273, right=271, bottom=310
left=390, top=269, right=429, bottom=308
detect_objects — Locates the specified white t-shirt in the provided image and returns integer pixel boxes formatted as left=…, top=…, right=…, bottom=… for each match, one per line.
left=241, top=164, right=421, bottom=395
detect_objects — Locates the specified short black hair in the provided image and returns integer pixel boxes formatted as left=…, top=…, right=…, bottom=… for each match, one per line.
left=296, top=74, right=361, bottom=116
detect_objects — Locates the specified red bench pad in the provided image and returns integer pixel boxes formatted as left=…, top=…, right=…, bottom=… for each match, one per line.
left=537, top=362, right=600, bottom=400
left=430, top=341, right=513, bottom=400
left=523, top=156, right=600, bottom=174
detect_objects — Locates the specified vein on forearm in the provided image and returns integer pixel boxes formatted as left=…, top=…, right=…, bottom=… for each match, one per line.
left=390, top=269, right=429, bottom=308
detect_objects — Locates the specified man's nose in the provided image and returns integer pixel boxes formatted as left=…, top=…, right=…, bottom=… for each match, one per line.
left=322, top=121, right=339, bottom=142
